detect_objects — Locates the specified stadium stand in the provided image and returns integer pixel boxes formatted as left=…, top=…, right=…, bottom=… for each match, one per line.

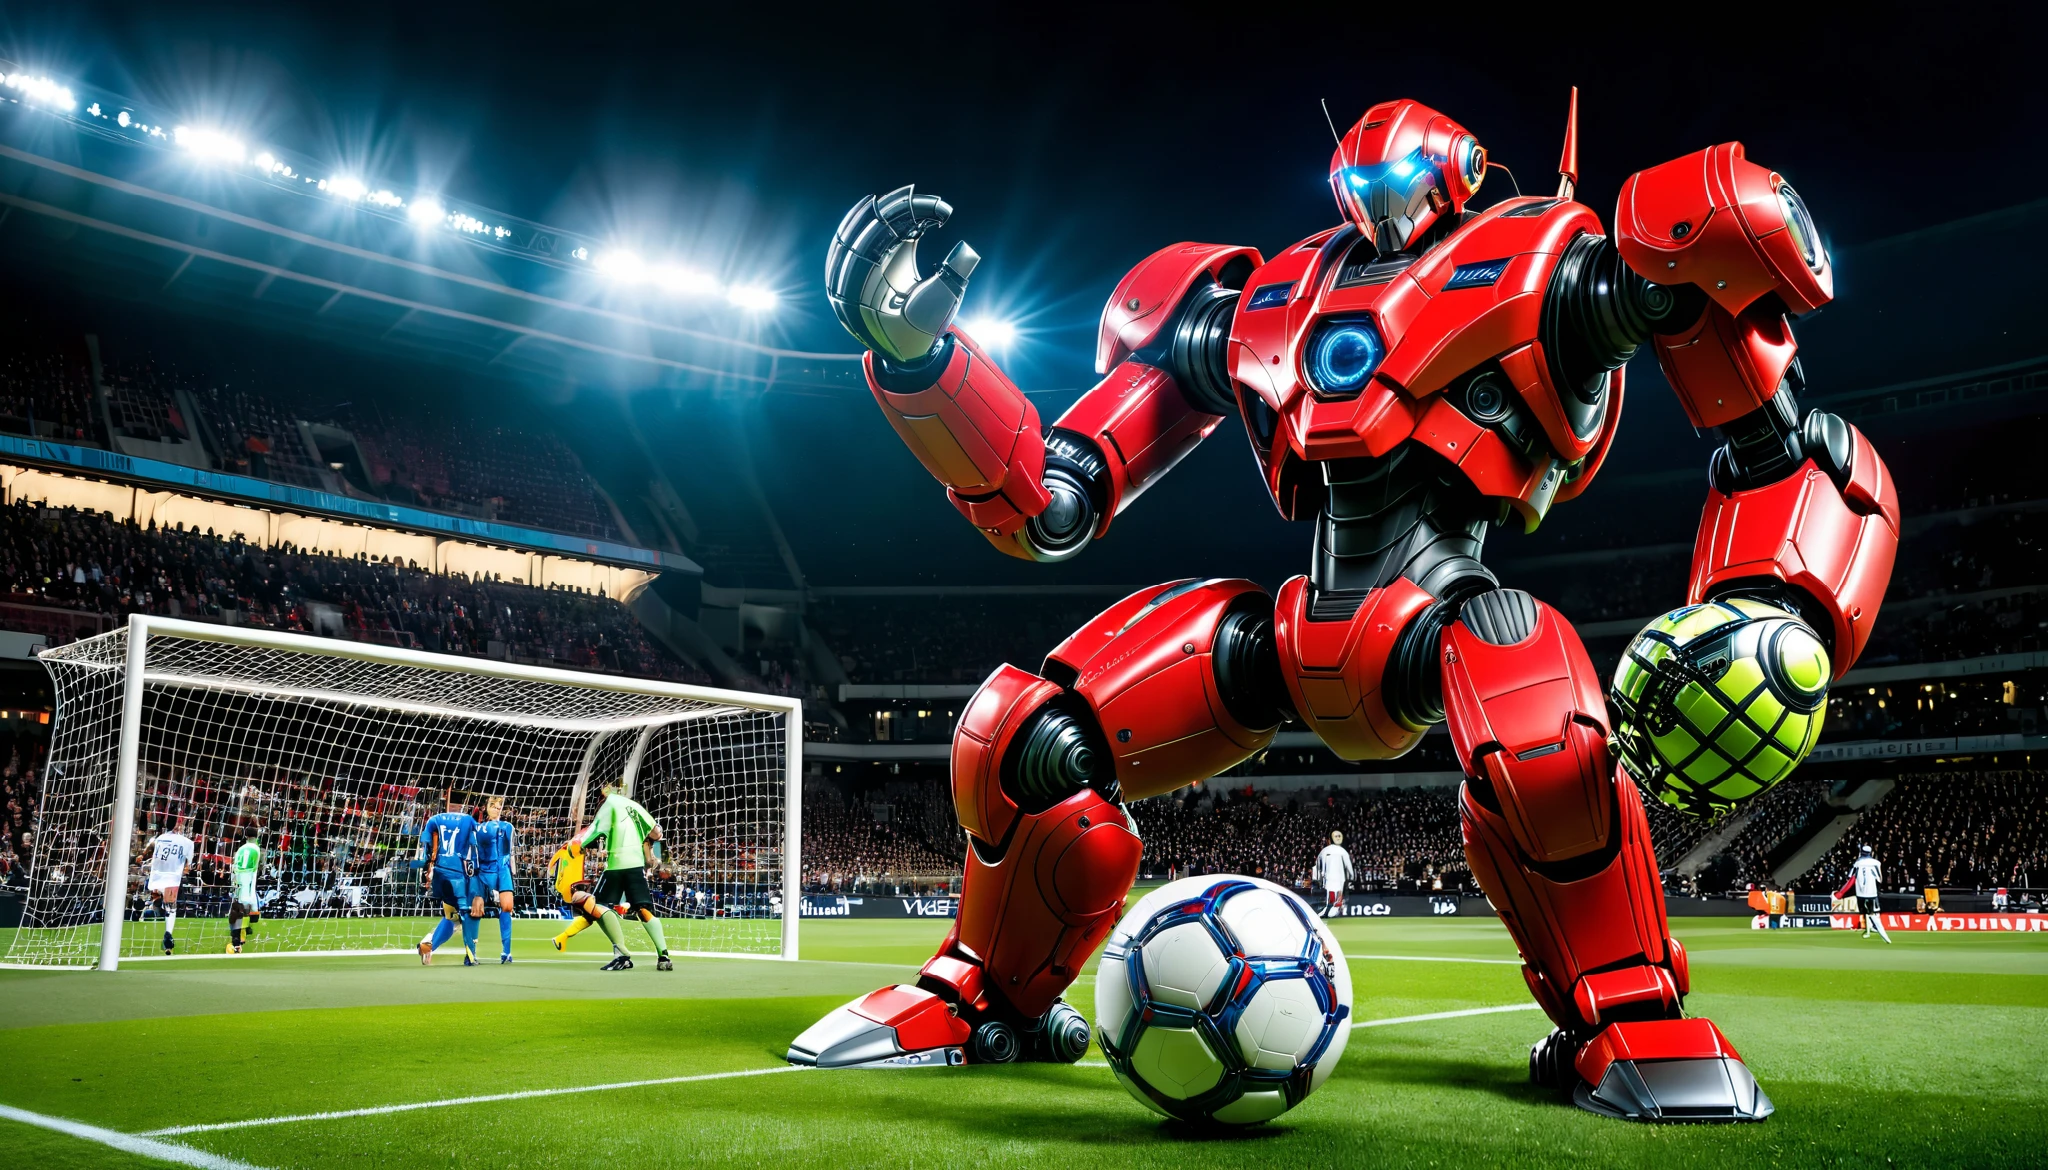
left=1128, top=784, right=1470, bottom=892
left=0, top=499, right=711, bottom=684
left=1716, top=777, right=1832, bottom=889
left=1807, top=769, right=2048, bottom=892
left=813, top=594, right=1105, bottom=684
left=1, top=313, right=625, bottom=543
left=0, top=729, right=42, bottom=891
left=801, top=778, right=963, bottom=894
left=0, top=322, right=96, bottom=443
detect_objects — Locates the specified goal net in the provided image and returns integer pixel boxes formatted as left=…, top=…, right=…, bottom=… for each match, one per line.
left=3, top=615, right=801, bottom=969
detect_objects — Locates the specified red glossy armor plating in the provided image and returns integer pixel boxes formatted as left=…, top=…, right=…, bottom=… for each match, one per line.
left=1574, top=1018, right=1742, bottom=1090
left=1273, top=575, right=1437, bottom=761
left=1447, top=598, right=1683, bottom=1036
left=831, top=98, right=1899, bottom=1099
left=1691, top=445, right=1900, bottom=671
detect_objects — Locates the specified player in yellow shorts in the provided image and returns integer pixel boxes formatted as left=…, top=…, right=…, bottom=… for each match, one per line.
left=549, top=836, right=590, bottom=949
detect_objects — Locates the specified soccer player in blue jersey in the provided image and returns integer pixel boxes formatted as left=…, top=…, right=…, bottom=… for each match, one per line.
left=417, top=789, right=482, bottom=966
left=474, top=795, right=518, bottom=964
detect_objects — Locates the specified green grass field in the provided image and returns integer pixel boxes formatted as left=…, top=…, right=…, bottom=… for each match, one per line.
left=0, top=915, right=2042, bottom=1168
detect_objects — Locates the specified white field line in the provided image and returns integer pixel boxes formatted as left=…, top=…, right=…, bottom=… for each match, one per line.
left=136, top=1002, right=1542, bottom=1140
left=1352, top=1003, right=1543, bottom=1029
left=0, top=1102, right=267, bottom=1169
left=1348, top=953, right=1522, bottom=965
left=139, top=1066, right=806, bottom=1136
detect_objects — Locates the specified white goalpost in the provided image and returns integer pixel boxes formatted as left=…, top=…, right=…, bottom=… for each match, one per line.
left=3, top=614, right=803, bottom=970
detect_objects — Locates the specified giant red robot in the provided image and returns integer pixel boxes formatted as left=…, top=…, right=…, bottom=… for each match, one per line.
left=788, top=91, right=1898, bottom=1122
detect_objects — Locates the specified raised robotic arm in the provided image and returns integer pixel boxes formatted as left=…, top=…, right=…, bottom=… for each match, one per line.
left=1613, top=144, right=1899, bottom=671
left=826, top=187, right=1259, bottom=561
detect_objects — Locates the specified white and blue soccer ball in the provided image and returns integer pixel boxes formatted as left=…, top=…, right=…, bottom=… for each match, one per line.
left=1094, top=875, right=1352, bottom=1126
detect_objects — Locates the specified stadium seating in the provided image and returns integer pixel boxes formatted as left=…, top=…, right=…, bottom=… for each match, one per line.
left=2, top=319, right=623, bottom=543
left=0, top=326, right=95, bottom=443
left=1717, top=777, right=1831, bottom=889
left=801, top=779, right=963, bottom=894
left=1808, top=769, right=2047, bottom=892
left=0, top=730, right=41, bottom=889
left=1130, top=784, right=1472, bottom=892
left=0, top=499, right=710, bottom=685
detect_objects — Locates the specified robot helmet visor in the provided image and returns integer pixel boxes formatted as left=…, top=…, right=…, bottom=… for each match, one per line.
left=1335, top=147, right=1438, bottom=247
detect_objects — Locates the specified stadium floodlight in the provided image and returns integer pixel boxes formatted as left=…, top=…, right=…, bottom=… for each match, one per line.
left=0, top=71, right=76, bottom=110
left=655, top=265, right=719, bottom=296
left=961, top=317, right=1018, bottom=348
left=594, top=249, right=648, bottom=282
left=172, top=125, right=246, bottom=164
left=726, top=284, right=780, bottom=312
left=1, top=615, right=804, bottom=970
left=322, top=174, right=369, bottom=200
left=407, top=197, right=447, bottom=228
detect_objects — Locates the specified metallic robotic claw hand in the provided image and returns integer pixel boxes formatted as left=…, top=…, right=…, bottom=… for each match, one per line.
left=826, top=185, right=980, bottom=363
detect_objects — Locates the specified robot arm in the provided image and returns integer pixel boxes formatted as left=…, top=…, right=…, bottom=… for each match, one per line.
left=829, top=187, right=1258, bottom=561
left=1613, top=145, right=1899, bottom=672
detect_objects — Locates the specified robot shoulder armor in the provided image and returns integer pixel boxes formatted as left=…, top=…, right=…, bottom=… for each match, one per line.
left=1097, top=242, right=1263, bottom=373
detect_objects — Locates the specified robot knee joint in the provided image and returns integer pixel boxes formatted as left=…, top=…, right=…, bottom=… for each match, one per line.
left=1211, top=598, right=1296, bottom=729
left=1007, top=699, right=1115, bottom=811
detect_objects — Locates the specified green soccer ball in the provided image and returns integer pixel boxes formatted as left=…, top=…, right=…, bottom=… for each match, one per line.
left=1609, top=598, right=1830, bottom=818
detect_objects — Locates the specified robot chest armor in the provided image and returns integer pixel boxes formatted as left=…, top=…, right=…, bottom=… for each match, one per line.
left=1228, top=197, right=1616, bottom=527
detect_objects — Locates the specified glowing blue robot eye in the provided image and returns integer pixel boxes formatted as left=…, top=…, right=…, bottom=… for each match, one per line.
left=1348, top=173, right=1366, bottom=188
left=1391, top=159, right=1415, bottom=178
left=1307, top=318, right=1385, bottom=396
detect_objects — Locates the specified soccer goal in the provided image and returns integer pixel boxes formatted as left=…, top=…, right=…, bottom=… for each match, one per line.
left=3, top=614, right=802, bottom=970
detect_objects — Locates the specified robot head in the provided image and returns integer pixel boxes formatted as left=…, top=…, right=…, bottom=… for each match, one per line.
left=1329, top=99, right=1486, bottom=256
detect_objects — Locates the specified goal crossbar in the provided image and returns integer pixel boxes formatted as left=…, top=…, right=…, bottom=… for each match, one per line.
left=47, top=616, right=801, bottom=714
left=11, top=614, right=803, bottom=971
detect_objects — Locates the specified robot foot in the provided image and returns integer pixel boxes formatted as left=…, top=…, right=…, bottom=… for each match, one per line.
left=786, top=987, right=1092, bottom=1069
left=786, top=985, right=970, bottom=1069
left=1553, top=1019, right=1773, bottom=1123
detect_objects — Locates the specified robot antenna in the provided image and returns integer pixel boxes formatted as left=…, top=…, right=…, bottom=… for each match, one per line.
left=1320, top=99, right=1345, bottom=152
left=1556, top=86, right=1580, bottom=200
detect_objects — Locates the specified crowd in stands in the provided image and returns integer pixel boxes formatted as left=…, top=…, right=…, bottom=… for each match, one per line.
left=1715, top=777, right=1831, bottom=889
left=812, top=496, right=2045, bottom=693
left=347, top=412, right=620, bottom=541
left=1807, top=769, right=2047, bottom=893
left=0, top=316, right=623, bottom=543
left=1860, top=591, right=2046, bottom=666
left=0, top=327, right=95, bottom=442
left=814, top=594, right=1106, bottom=684
left=1827, top=677, right=2043, bottom=741
left=0, top=499, right=712, bottom=685
left=801, top=777, right=963, bottom=894
left=790, top=773, right=1477, bottom=897
left=0, top=731, right=45, bottom=891
left=1128, top=783, right=1471, bottom=893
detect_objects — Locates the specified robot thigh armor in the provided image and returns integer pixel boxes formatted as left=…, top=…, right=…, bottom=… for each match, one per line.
left=1443, top=589, right=1769, bottom=1122
left=790, top=579, right=1292, bottom=1068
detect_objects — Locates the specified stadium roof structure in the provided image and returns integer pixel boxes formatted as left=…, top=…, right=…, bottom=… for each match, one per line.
left=0, top=61, right=866, bottom=400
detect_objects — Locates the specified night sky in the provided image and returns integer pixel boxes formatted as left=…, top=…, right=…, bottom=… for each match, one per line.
left=4, top=3, right=2044, bottom=586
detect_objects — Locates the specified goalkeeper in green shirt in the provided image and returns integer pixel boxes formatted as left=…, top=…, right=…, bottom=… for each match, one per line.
left=227, top=830, right=263, bottom=954
left=567, top=781, right=671, bottom=971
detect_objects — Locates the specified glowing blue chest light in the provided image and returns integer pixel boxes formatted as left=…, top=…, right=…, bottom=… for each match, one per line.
left=1306, top=317, right=1386, bottom=395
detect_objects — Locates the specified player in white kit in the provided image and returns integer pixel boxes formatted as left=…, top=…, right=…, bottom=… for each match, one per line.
left=1834, top=844, right=1891, bottom=943
left=143, top=815, right=197, bottom=955
left=1314, top=831, right=1354, bottom=914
